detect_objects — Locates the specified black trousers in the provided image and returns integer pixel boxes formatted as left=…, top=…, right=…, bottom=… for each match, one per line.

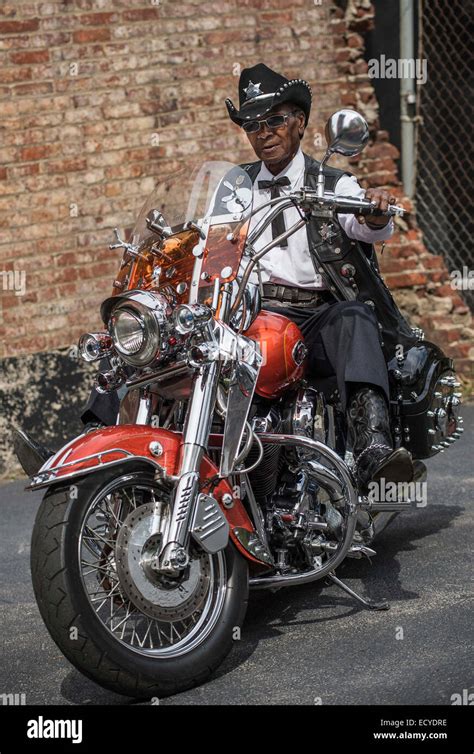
left=262, top=298, right=390, bottom=412
left=81, top=299, right=390, bottom=426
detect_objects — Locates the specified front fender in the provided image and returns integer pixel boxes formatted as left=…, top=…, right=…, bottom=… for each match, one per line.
left=28, top=424, right=271, bottom=570
left=28, top=425, right=180, bottom=490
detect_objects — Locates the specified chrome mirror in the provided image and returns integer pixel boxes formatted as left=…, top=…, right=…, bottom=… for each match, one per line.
left=325, top=109, right=369, bottom=157
left=315, top=109, right=370, bottom=198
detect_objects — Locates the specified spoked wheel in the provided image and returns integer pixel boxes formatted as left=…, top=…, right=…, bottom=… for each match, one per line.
left=31, top=466, right=248, bottom=698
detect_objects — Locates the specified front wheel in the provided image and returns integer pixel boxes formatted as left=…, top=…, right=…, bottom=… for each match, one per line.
left=31, top=466, right=248, bottom=699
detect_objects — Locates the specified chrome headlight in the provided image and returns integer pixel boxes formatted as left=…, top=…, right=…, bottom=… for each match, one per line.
left=111, top=308, right=148, bottom=357
left=107, top=291, right=170, bottom=367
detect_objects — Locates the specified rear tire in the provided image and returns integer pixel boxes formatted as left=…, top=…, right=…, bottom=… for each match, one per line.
left=31, top=466, right=248, bottom=699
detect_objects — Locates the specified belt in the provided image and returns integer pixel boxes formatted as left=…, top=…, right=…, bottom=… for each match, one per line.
left=262, top=283, right=332, bottom=307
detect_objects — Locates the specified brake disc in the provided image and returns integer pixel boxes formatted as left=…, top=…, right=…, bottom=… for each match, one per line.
left=115, top=502, right=211, bottom=622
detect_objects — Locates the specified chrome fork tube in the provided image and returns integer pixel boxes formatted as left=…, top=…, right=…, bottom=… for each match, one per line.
left=136, top=390, right=154, bottom=424
left=157, top=360, right=220, bottom=572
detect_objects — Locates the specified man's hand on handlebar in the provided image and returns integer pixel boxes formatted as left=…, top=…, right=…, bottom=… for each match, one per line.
left=357, top=188, right=397, bottom=227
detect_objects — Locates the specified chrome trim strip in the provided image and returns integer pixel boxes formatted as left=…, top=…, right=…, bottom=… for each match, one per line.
left=39, top=446, right=134, bottom=476
left=40, top=432, right=87, bottom=473
left=26, top=454, right=166, bottom=491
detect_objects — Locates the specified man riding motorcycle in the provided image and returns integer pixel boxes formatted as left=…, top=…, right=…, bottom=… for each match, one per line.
left=12, top=63, right=463, bottom=702
left=82, top=63, right=416, bottom=490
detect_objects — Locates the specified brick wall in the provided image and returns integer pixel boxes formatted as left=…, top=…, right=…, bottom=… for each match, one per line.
left=0, top=0, right=472, bottom=476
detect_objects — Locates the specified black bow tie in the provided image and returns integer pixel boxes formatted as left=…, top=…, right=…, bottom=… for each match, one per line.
left=258, top=176, right=291, bottom=246
left=258, top=176, right=291, bottom=190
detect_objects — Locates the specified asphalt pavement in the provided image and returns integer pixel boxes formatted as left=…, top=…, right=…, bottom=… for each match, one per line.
left=0, top=407, right=472, bottom=706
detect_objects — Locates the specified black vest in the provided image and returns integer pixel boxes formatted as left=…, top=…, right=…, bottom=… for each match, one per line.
left=240, top=152, right=417, bottom=360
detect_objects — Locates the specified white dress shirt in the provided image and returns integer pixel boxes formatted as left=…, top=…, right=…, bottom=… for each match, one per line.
left=246, top=147, right=393, bottom=290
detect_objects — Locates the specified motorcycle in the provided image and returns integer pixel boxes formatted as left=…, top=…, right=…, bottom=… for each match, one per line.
left=14, top=110, right=463, bottom=698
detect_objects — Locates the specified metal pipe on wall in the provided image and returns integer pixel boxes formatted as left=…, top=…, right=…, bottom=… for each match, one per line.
left=400, top=0, right=416, bottom=197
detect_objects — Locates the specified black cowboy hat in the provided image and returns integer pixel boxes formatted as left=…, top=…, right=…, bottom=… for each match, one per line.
left=225, top=63, right=312, bottom=127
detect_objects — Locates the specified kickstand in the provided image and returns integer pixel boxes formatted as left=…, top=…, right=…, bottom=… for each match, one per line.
left=326, top=571, right=390, bottom=611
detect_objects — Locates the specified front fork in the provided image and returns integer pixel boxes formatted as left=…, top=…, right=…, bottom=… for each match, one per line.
left=157, top=360, right=221, bottom=573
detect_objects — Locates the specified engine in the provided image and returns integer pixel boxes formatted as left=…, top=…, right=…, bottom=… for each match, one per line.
left=247, top=386, right=328, bottom=505
left=245, top=387, right=348, bottom=573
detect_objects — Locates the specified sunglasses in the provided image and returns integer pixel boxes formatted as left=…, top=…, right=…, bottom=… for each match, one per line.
left=241, top=110, right=299, bottom=134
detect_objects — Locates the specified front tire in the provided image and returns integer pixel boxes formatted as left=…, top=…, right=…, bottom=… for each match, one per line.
left=31, top=466, right=248, bottom=699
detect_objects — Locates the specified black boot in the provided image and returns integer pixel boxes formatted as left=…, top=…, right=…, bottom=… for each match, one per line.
left=347, top=386, right=414, bottom=490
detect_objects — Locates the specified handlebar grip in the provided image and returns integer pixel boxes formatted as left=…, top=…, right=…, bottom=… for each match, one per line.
left=339, top=203, right=404, bottom=217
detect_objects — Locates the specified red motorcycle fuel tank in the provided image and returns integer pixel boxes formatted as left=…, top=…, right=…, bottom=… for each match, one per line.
left=245, top=310, right=307, bottom=399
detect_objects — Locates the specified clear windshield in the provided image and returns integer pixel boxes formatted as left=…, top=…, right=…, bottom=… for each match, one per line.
left=130, top=161, right=253, bottom=247
left=113, top=161, right=254, bottom=306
